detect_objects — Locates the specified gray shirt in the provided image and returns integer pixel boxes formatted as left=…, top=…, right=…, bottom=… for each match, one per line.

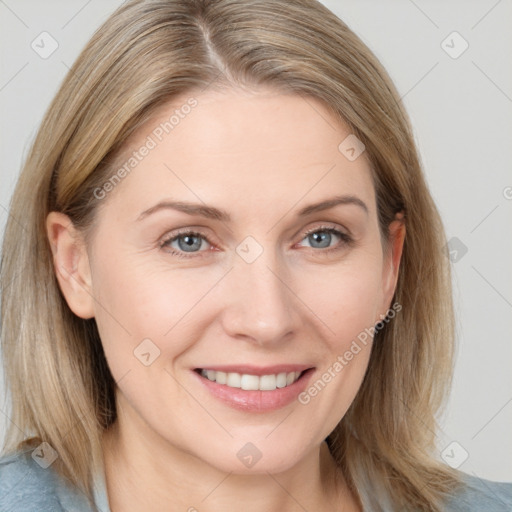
left=1, top=448, right=511, bottom=511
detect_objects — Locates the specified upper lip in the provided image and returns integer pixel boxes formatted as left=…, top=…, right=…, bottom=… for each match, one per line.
left=194, top=364, right=314, bottom=376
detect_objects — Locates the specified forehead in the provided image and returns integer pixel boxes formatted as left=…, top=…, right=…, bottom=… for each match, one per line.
left=102, top=87, right=375, bottom=222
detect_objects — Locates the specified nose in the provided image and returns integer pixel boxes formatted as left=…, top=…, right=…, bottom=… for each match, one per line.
left=219, top=246, right=301, bottom=347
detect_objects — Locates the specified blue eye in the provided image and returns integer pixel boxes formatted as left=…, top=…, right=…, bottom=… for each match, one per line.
left=295, top=226, right=354, bottom=256
left=173, top=233, right=204, bottom=252
left=160, top=231, right=210, bottom=258
left=300, top=227, right=344, bottom=249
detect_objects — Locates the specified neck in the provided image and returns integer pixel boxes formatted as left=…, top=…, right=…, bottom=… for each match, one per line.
left=101, top=403, right=360, bottom=512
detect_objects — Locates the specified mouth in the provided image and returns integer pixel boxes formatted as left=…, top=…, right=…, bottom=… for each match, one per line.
left=194, top=368, right=308, bottom=391
left=192, top=365, right=315, bottom=412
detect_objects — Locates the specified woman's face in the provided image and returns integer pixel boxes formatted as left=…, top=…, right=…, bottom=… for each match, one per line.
left=50, top=87, right=402, bottom=474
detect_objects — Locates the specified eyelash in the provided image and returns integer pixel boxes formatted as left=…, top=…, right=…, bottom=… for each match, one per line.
left=159, top=225, right=354, bottom=260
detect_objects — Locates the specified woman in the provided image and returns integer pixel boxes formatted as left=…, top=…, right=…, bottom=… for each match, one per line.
left=1, top=0, right=511, bottom=510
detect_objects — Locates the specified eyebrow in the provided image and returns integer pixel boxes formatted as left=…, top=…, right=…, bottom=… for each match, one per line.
left=136, top=194, right=368, bottom=223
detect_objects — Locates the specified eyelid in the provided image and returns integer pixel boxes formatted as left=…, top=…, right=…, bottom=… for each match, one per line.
left=298, top=222, right=351, bottom=240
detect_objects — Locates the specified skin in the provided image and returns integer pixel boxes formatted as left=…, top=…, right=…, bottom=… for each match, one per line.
left=47, top=86, right=405, bottom=512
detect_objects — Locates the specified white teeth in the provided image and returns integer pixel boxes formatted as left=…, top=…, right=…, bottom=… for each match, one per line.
left=259, top=374, right=276, bottom=390
left=199, top=369, right=303, bottom=390
left=226, top=372, right=241, bottom=388
left=276, top=372, right=287, bottom=388
left=240, top=374, right=259, bottom=390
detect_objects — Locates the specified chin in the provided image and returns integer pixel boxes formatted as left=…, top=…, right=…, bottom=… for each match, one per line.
left=192, top=435, right=314, bottom=476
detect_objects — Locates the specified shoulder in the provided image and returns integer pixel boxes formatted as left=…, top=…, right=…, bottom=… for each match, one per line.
left=444, top=472, right=512, bottom=511
left=0, top=448, right=95, bottom=512
left=0, top=448, right=64, bottom=511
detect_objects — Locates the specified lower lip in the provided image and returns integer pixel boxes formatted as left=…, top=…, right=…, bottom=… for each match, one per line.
left=193, top=369, right=315, bottom=413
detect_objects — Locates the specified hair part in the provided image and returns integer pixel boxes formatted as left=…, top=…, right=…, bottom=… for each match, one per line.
left=1, top=0, right=460, bottom=509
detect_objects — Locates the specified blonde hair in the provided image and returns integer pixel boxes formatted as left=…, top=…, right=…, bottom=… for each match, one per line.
left=1, top=0, right=461, bottom=509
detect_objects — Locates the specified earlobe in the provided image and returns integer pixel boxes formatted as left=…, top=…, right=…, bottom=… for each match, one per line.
left=46, top=212, right=95, bottom=319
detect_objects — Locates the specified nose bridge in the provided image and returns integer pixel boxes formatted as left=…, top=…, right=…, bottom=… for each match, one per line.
left=222, top=238, right=298, bottom=344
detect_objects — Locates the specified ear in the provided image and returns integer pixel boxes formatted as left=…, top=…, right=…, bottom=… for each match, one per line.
left=379, top=212, right=406, bottom=318
left=46, top=212, right=95, bottom=319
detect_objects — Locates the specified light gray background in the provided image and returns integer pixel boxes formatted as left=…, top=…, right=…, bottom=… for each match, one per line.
left=1, top=0, right=511, bottom=482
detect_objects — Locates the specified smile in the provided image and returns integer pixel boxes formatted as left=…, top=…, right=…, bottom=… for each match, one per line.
left=192, top=364, right=315, bottom=412
left=198, top=369, right=303, bottom=391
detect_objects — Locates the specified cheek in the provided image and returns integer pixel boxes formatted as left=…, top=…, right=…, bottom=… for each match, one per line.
left=300, top=253, right=385, bottom=345
left=292, top=253, right=384, bottom=414
left=89, top=249, right=220, bottom=372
